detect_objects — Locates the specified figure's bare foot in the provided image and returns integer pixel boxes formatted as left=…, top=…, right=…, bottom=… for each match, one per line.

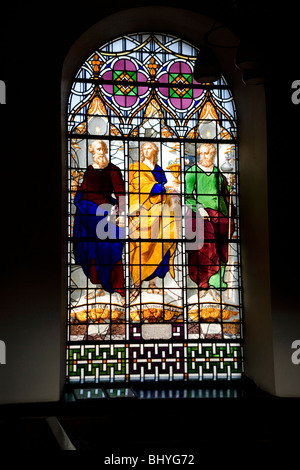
left=113, top=292, right=126, bottom=306
left=198, top=289, right=207, bottom=299
left=210, top=289, right=221, bottom=303
left=130, top=285, right=140, bottom=303
left=85, top=291, right=95, bottom=299
left=198, top=288, right=221, bottom=302
left=85, top=288, right=104, bottom=299
left=147, top=281, right=161, bottom=294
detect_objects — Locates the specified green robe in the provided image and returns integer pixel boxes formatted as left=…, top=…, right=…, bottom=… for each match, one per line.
left=184, top=164, right=229, bottom=216
left=184, top=163, right=234, bottom=290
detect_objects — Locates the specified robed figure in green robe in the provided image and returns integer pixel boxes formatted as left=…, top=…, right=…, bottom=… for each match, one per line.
left=184, top=143, right=234, bottom=293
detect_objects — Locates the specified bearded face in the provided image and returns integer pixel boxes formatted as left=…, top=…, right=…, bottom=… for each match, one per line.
left=91, top=142, right=109, bottom=168
left=198, top=145, right=215, bottom=168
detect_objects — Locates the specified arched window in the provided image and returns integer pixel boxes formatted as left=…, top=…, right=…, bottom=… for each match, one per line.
left=66, top=33, right=243, bottom=384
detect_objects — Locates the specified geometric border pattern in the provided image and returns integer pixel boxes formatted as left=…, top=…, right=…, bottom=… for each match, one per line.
left=66, top=342, right=243, bottom=384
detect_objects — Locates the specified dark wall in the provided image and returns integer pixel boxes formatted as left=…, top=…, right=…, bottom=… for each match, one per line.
left=264, top=11, right=300, bottom=395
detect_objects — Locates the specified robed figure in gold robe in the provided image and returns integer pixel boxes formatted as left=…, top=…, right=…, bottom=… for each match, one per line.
left=128, top=142, right=178, bottom=302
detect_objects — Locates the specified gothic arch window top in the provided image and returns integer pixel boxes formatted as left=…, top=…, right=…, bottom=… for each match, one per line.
left=68, top=33, right=237, bottom=141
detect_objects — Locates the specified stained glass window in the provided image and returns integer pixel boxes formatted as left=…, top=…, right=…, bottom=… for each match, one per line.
left=66, top=33, right=243, bottom=384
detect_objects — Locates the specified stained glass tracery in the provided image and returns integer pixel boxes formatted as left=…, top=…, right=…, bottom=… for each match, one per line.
left=66, top=33, right=243, bottom=384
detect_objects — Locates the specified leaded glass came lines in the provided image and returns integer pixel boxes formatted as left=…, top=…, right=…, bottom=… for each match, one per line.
left=66, top=33, right=243, bottom=384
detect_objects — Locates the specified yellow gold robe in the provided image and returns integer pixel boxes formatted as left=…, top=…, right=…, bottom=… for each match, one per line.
left=128, top=162, right=178, bottom=285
